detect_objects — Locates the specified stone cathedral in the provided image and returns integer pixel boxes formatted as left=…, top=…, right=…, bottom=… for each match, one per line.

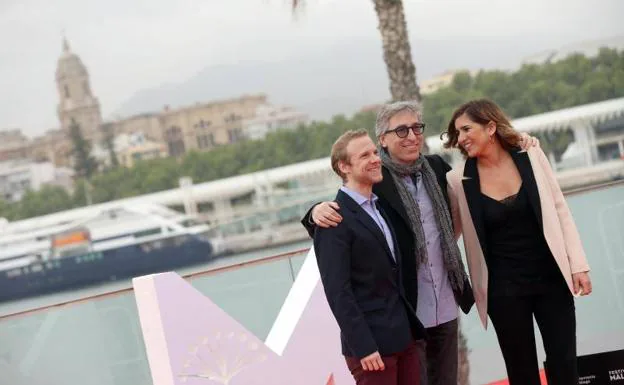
left=29, top=37, right=268, bottom=168
left=55, top=37, right=102, bottom=140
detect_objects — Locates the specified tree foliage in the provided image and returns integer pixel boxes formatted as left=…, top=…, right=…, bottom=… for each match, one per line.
left=68, top=120, right=98, bottom=179
left=1, top=49, right=622, bottom=221
left=422, top=48, right=624, bottom=135
left=0, top=186, right=74, bottom=221
left=100, top=123, right=119, bottom=169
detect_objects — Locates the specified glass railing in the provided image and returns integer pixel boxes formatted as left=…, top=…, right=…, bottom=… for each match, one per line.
left=0, top=181, right=622, bottom=385
left=0, top=249, right=308, bottom=385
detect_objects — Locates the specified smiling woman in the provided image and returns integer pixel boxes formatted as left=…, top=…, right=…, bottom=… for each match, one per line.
left=444, top=99, right=592, bottom=385
left=443, top=100, right=522, bottom=158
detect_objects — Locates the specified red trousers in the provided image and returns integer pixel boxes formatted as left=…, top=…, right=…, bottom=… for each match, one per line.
left=344, top=340, right=420, bottom=385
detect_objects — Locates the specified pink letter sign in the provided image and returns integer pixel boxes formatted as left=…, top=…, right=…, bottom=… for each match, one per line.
left=133, top=249, right=353, bottom=385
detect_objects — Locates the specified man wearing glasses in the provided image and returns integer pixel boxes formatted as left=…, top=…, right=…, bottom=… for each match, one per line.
left=303, top=101, right=472, bottom=385
left=303, top=101, right=538, bottom=385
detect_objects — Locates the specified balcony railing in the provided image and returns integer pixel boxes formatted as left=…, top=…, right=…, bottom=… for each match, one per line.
left=0, top=180, right=623, bottom=385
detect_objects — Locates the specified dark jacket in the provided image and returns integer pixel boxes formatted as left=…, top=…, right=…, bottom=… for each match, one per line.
left=304, top=155, right=474, bottom=317
left=314, top=189, right=425, bottom=359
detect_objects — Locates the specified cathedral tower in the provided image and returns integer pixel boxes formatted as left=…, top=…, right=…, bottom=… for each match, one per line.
left=56, top=36, right=102, bottom=139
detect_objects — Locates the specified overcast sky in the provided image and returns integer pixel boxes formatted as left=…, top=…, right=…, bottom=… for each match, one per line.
left=1, top=0, right=622, bottom=137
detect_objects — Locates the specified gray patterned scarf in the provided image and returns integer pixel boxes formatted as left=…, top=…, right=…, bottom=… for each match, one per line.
left=379, top=149, right=468, bottom=292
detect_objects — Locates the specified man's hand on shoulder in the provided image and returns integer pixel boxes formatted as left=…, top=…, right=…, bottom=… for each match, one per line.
left=360, top=351, right=385, bottom=371
left=311, top=201, right=343, bottom=228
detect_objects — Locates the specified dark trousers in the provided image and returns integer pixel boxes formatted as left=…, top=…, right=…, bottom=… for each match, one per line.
left=418, top=319, right=458, bottom=385
left=488, top=286, right=577, bottom=385
left=345, top=340, right=420, bottom=385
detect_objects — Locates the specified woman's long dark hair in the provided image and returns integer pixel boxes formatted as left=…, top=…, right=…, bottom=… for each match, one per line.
left=442, top=99, right=522, bottom=157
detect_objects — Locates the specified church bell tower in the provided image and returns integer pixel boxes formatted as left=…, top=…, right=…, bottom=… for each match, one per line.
left=55, top=36, right=102, bottom=139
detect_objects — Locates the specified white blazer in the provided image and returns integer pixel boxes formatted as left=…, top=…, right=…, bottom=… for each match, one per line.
left=446, top=146, right=590, bottom=328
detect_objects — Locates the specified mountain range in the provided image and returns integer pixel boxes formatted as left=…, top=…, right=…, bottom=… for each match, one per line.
left=111, top=34, right=624, bottom=122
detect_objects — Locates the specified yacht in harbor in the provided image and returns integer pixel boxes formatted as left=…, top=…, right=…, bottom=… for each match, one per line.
left=0, top=203, right=219, bottom=302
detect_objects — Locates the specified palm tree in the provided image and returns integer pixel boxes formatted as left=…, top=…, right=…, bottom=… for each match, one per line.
left=291, top=1, right=469, bottom=383
left=458, top=323, right=471, bottom=384
left=291, top=0, right=421, bottom=102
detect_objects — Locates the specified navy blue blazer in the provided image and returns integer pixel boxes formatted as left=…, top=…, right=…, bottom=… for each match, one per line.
left=313, top=189, right=425, bottom=359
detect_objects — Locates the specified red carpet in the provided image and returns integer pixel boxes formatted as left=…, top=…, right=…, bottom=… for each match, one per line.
left=487, top=369, right=547, bottom=384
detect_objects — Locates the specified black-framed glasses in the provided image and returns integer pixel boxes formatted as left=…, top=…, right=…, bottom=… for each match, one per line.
left=385, top=123, right=426, bottom=138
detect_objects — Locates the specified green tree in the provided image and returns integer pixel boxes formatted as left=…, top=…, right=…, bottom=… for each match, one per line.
left=100, top=123, right=119, bottom=169
left=68, top=120, right=98, bottom=179
left=423, top=48, right=624, bottom=135
left=0, top=199, right=19, bottom=221
left=73, top=178, right=92, bottom=207
left=451, top=71, right=473, bottom=93
left=18, top=186, right=74, bottom=219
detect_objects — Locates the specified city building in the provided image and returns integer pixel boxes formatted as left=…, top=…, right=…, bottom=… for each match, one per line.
left=30, top=38, right=273, bottom=166
left=358, top=104, right=384, bottom=114
left=420, top=69, right=475, bottom=95
left=29, top=129, right=73, bottom=168
left=242, top=104, right=309, bottom=140
left=93, top=132, right=167, bottom=168
left=118, top=140, right=167, bottom=168
left=105, top=95, right=268, bottom=158
left=158, top=95, right=268, bottom=157
left=0, top=160, right=74, bottom=202
left=107, top=113, right=164, bottom=143
left=25, top=37, right=302, bottom=172
left=0, top=130, right=30, bottom=162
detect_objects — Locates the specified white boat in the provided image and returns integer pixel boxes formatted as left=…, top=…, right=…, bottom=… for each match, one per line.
left=0, top=203, right=221, bottom=302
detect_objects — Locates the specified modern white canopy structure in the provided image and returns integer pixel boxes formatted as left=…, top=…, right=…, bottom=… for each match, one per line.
left=514, top=97, right=624, bottom=168
left=512, top=97, right=624, bottom=133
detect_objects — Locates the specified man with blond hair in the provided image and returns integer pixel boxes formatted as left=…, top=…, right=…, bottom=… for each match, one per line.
left=314, top=129, right=423, bottom=385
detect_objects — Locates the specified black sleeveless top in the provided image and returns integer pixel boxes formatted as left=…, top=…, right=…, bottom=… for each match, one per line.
left=481, top=183, right=563, bottom=297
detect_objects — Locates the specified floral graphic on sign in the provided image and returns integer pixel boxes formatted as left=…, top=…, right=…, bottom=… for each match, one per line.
left=179, top=331, right=267, bottom=384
